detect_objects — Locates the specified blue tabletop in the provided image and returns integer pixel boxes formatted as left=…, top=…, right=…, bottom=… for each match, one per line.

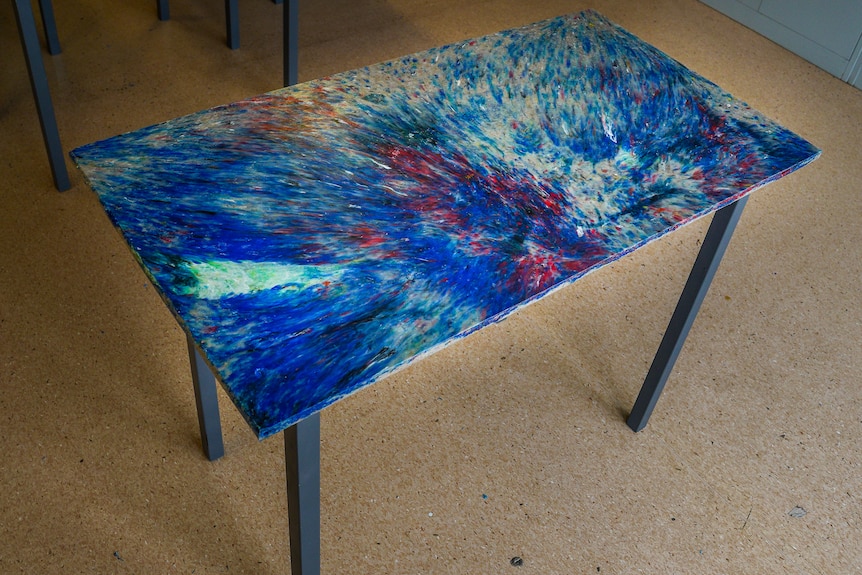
left=72, top=10, right=819, bottom=438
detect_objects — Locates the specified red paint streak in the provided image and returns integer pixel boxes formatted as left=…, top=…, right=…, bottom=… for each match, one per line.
left=513, top=253, right=559, bottom=291
left=699, top=102, right=728, bottom=143
left=649, top=206, right=685, bottom=222
left=350, top=224, right=389, bottom=249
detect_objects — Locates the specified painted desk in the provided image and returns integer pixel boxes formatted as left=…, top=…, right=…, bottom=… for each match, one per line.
left=71, top=11, right=819, bottom=574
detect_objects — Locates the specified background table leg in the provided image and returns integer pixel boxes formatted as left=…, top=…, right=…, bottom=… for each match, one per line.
left=284, top=413, right=321, bottom=575
left=187, top=335, right=225, bottom=460
left=627, top=196, right=750, bottom=432
left=37, top=0, right=61, bottom=54
left=12, top=0, right=71, bottom=191
left=225, top=0, right=239, bottom=49
left=157, top=0, right=169, bottom=20
left=283, top=0, right=298, bottom=87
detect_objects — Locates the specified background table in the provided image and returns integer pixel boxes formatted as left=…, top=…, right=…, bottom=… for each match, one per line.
left=12, top=0, right=69, bottom=190
left=71, top=11, right=819, bottom=574
left=11, top=0, right=298, bottom=191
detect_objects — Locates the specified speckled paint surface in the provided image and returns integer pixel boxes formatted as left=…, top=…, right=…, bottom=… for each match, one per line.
left=72, top=11, right=819, bottom=438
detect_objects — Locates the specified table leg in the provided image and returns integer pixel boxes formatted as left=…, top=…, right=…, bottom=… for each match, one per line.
left=157, top=0, right=169, bottom=21
left=284, top=413, right=321, bottom=575
left=225, top=0, right=239, bottom=49
left=283, top=0, right=298, bottom=87
left=37, top=0, right=61, bottom=55
left=12, top=0, right=71, bottom=191
left=627, top=196, right=750, bottom=432
left=187, top=335, right=225, bottom=460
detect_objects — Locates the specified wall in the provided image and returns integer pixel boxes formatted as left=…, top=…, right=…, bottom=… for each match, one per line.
left=701, top=0, right=862, bottom=89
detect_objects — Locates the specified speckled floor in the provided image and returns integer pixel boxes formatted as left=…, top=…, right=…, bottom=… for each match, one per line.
left=2, top=1, right=860, bottom=573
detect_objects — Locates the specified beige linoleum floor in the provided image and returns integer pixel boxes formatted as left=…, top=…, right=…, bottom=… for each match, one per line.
left=2, top=0, right=860, bottom=573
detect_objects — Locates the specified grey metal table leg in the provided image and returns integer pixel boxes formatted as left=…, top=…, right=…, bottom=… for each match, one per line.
left=283, top=0, right=298, bottom=87
left=627, top=196, right=750, bottom=432
left=37, top=0, right=61, bottom=54
left=156, top=0, right=237, bottom=49
left=284, top=413, right=321, bottom=575
left=187, top=335, right=225, bottom=460
left=225, top=0, right=239, bottom=49
left=13, top=0, right=71, bottom=191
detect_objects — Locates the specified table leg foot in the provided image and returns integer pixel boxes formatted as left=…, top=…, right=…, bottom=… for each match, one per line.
left=285, top=413, right=321, bottom=575
left=37, top=0, right=61, bottom=55
left=225, top=0, right=239, bottom=49
left=187, top=335, right=225, bottom=460
left=627, top=196, right=750, bottom=432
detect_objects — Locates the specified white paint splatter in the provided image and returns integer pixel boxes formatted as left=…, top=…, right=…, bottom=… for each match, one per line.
left=601, top=111, right=617, bottom=144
